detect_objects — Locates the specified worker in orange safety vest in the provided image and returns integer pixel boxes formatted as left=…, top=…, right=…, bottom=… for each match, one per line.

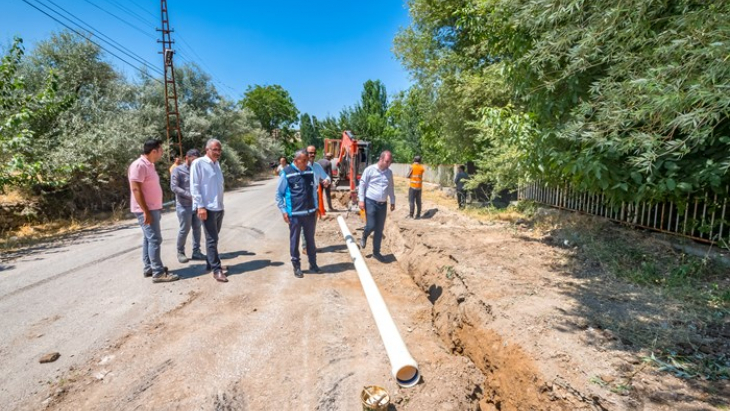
left=406, top=156, right=425, bottom=219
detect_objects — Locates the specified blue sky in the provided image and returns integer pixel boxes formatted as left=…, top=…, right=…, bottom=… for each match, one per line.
left=1, top=0, right=413, bottom=119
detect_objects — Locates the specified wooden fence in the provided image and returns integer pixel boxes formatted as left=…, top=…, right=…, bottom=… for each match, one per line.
left=518, top=182, right=730, bottom=246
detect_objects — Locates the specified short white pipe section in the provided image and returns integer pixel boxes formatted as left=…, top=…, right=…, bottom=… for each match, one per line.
left=337, top=216, right=420, bottom=387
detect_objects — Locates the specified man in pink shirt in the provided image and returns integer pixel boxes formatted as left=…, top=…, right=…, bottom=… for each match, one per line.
left=128, top=139, right=179, bottom=283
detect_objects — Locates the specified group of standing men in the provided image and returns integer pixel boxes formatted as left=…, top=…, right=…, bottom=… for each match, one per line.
left=276, top=147, right=399, bottom=276
left=128, top=138, right=228, bottom=284
left=129, top=138, right=467, bottom=283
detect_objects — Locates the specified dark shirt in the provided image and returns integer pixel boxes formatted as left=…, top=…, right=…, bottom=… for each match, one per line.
left=454, top=171, right=469, bottom=191
left=317, top=158, right=332, bottom=177
left=170, top=163, right=193, bottom=207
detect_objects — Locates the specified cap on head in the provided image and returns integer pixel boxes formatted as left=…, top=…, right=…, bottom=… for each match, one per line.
left=186, top=148, right=201, bottom=157
left=414, top=156, right=422, bottom=163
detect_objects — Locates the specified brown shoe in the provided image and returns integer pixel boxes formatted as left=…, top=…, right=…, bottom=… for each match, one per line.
left=213, top=269, right=228, bottom=282
left=206, top=265, right=229, bottom=275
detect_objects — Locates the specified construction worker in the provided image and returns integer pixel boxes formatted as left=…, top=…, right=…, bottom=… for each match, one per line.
left=406, top=156, right=425, bottom=219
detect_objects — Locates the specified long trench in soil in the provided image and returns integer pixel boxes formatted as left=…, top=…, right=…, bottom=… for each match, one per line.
left=383, top=220, right=607, bottom=411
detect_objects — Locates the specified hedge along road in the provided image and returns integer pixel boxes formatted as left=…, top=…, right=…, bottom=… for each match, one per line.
left=0, top=177, right=484, bottom=410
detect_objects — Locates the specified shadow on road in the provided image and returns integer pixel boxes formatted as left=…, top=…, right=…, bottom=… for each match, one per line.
left=419, top=208, right=439, bottom=219
left=318, top=244, right=347, bottom=253
left=363, top=253, right=396, bottom=264
left=316, top=262, right=355, bottom=274
left=220, top=250, right=256, bottom=259
left=228, top=259, right=284, bottom=276
left=2, top=223, right=138, bottom=262
left=176, top=259, right=285, bottom=280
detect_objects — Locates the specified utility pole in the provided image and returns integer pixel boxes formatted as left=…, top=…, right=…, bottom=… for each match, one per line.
left=157, top=0, right=183, bottom=159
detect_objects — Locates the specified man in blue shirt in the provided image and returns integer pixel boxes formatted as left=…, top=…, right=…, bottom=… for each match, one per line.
left=276, top=149, right=322, bottom=278
left=358, top=151, right=396, bottom=261
left=170, top=148, right=206, bottom=263
left=191, top=139, right=227, bottom=283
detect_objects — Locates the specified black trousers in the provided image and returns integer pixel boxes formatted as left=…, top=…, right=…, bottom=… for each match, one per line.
left=457, top=189, right=467, bottom=208
left=202, top=209, right=224, bottom=271
left=323, top=184, right=333, bottom=210
left=408, top=188, right=422, bottom=217
left=363, top=198, right=388, bottom=255
left=290, top=213, right=317, bottom=267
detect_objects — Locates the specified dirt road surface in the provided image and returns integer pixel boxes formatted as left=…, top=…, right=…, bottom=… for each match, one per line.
left=2, top=177, right=727, bottom=410
left=1, top=178, right=482, bottom=410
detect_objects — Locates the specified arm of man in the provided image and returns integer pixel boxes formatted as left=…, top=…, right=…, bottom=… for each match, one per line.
left=131, top=181, right=151, bottom=225
left=129, top=162, right=152, bottom=225
left=190, top=160, right=207, bottom=221
left=170, top=167, right=191, bottom=201
left=358, top=167, right=370, bottom=210
left=275, top=173, right=290, bottom=224
left=387, top=169, right=396, bottom=211
left=314, top=163, right=331, bottom=187
left=407, top=165, right=413, bottom=179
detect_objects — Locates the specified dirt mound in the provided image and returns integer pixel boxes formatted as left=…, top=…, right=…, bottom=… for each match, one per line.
left=383, top=197, right=729, bottom=410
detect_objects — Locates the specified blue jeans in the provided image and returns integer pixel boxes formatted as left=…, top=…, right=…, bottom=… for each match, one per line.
left=363, top=198, right=388, bottom=255
left=175, top=205, right=201, bottom=255
left=290, top=213, right=317, bottom=267
left=135, top=209, right=165, bottom=275
left=201, top=209, right=224, bottom=271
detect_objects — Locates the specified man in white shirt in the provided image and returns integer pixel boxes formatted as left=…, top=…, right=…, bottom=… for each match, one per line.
left=190, top=138, right=227, bottom=283
left=301, top=145, right=331, bottom=254
left=358, top=151, right=395, bottom=261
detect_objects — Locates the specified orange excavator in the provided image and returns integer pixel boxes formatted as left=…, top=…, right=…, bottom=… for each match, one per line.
left=324, top=131, right=371, bottom=206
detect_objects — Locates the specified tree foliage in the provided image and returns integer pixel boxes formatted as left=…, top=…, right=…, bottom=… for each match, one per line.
left=239, top=84, right=299, bottom=138
left=1, top=31, right=279, bottom=216
left=394, top=0, right=730, bottom=203
left=0, top=37, right=71, bottom=192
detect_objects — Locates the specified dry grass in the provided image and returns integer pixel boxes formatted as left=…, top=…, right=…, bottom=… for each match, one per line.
left=393, top=177, right=529, bottom=225
left=0, top=190, right=28, bottom=204
left=1, top=212, right=123, bottom=253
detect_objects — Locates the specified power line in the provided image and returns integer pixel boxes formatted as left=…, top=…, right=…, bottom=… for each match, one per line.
left=21, top=0, right=163, bottom=84
left=127, top=0, right=158, bottom=21
left=174, top=33, right=238, bottom=94
left=101, top=0, right=158, bottom=29
left=82, top=0, right=156, bottom=40
left=81, top=0, right=233, bottom=94
left=39, top=0, right=162, bottom=76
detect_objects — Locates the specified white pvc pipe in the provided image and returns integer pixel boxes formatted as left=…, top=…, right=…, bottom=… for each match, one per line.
left=337, top=216, right=420, bottom=387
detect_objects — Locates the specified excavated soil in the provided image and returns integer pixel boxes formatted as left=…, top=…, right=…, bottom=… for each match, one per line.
left=380, top=181, right=729, bottom=410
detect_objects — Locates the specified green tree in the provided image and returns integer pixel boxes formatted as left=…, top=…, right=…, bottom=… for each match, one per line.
left=395, top=0, right=730, bottom=203
left=239, top=84, right=299, bottom=138
left=299, top=113, right=323, bottom=148
left=345, top=80, right=390, bottom=155
left=0, top=37, right=70, bottom=192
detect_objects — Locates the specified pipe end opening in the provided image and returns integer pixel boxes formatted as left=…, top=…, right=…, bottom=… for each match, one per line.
left=396, top=365, right=420, bottom=388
